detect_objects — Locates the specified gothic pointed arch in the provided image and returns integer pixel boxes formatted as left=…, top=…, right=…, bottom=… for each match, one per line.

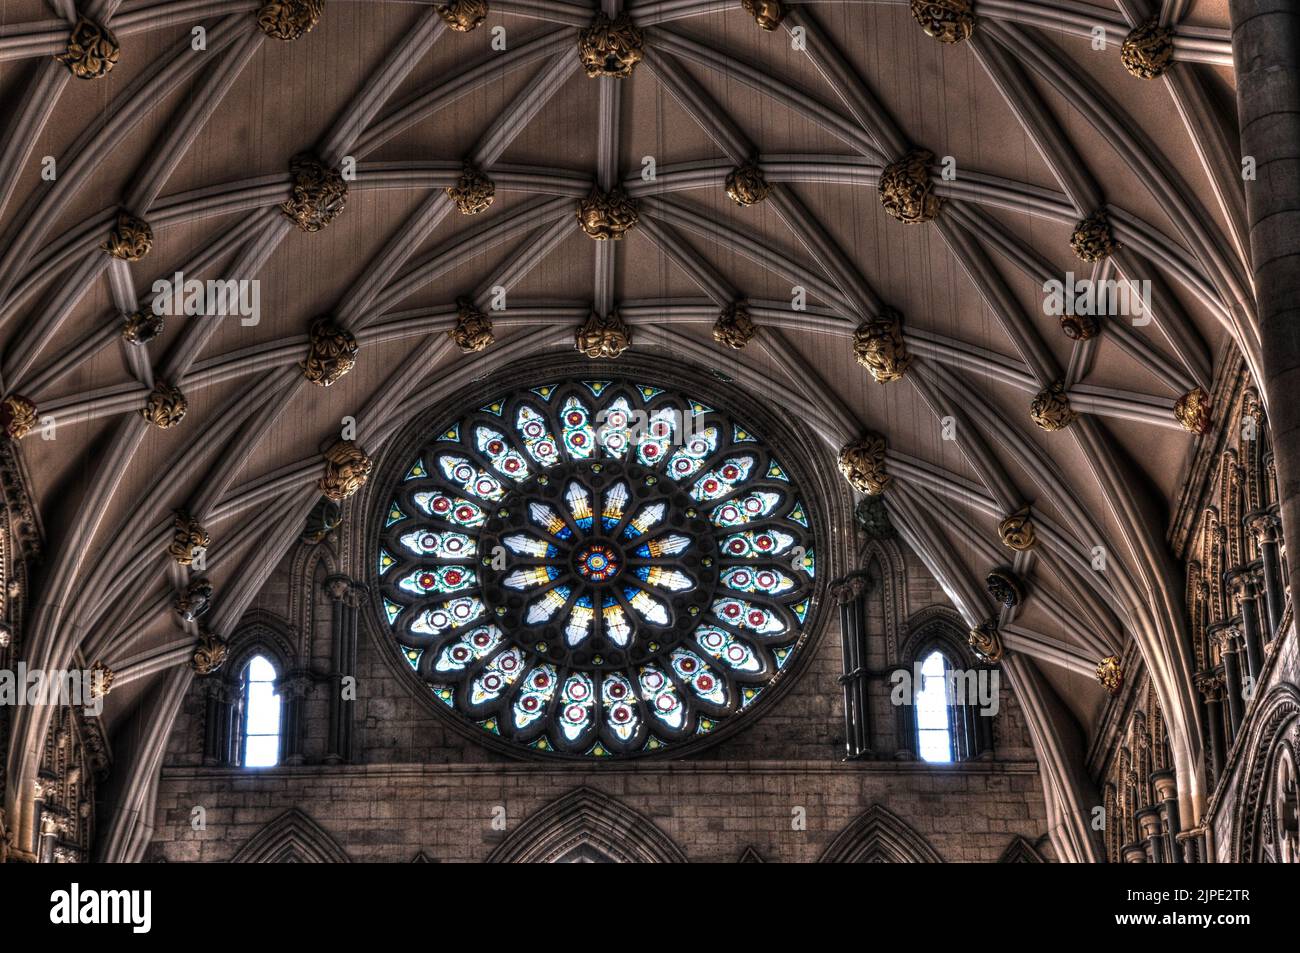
left=1233, top=683, right=1300, bottom=862
left=487, top=787, right=687, bottom=863
left=998, top=835, right=1047, bottom=863
left=231, top=809, right=351, bottom=863
left=820, top=804, right=944, bottom=863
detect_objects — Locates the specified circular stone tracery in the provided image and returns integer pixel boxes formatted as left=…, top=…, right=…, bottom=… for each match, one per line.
left=376, top=378, right=817, bottom=757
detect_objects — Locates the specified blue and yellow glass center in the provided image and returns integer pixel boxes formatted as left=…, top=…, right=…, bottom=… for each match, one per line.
left=574, top=542, right=621, bottom=582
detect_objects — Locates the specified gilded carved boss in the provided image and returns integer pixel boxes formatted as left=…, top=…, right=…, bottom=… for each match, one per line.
left=1096, top=654, right=1123, bottom=695
left=725, top=159, right=772, bottom=206
left=1174, top=386, right=1211, bottom=435
left=879, top=148, right=942, bottom=224
left=853, top=308, right=912, bottom=383
left=838, top=433, right=890, bottom=496
left=446, top=163, right=495, bottom=215
left=301, top=317, right=358, bottom=386
left=1030, top=381, right=1077, bottom=432
left=140, top=380, right=188, bottom=429
left=280, top=154, right=347, bottom=232
left=56, top=16, right=120, bottom=79
left=1069, top=210, right=1121, bottom=263
left=740, top=0, right=787, bottom=31
left=449, top=297, right=495, bottom=353
left=576, top=187, right=639, bottom=240
left=968, top=619, right=1003, bottom=664
left=575, top=310, right=632, bottom=359
left=909, top=0, right=975, bottom=44
left=578, top=13, right=644, bottom=78
left=998, top=506, right=1036, bottom=551
left=168, top=512, right=210, bottom=566
left=191, top=631, right=228, bottom=676
left=437, top=0, right=488, bottom=32
left=101, top=212, right=153, bottom=262
left=1121, top=18, right=1174, bottom=80
left=985, top=568, right=1025, bottom=609
left=2, top=395, right=38, bottom=440
left=257, top=0, right=323, bottom=41
left=713, top=301, right=756, bottom=349
left=122, top=311, right=165, bottom=345
left=319, top=439, right=373, bottom=501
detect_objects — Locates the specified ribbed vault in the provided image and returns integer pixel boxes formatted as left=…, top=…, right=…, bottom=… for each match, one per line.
left=0, top=0, right=1250, bottom=858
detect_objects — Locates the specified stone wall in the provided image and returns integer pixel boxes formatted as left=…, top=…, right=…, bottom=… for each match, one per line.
left=150, top=537, right=1049, bottom=862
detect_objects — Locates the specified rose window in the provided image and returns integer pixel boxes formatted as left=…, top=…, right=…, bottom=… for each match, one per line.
left=376, top=379, right=817, bottom=757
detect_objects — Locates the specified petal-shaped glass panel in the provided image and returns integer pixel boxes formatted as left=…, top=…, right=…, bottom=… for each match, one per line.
left=601, top=672, right=639, bottom=741
left=501, top=533, right=559, bottom=558
left=528, top=501, right=573, bottom=540
left=411, top=596, right=485, bottom=637
left=625, top=587, right=670, bottom=625
left=515, top=404, right=562, bottom=468
left=502, top=566, right=561, bottom=591
left=691, top=456, right=756, bottom=502
left=512, top=664, right=557, bottom=730
left=558, top=672, right=596, bottom=742
left=468, top=647, right=525, bottom=706
left=711, top=597, right=786, bottom=636
left=433, top=625, right=503, bottom=675
left=474, top=425, right=531, bottom=482
left=622, top=502, right=665, bottom=539
left=525, top=585, right=571, bottom=624
left=595, top=396, right=636, bottom=458
left=398, top=565, right=477, bottom=595
left=601, top=481, right=629, bottom=531
left=720, top=566, right=796, bottom=596
left=694, top=625, right=762, bottom=674
left=638, top=665, right=685, bottom=730
left=635, top=566, right=695, bottom=592
left=412, top=491, right=486, bottom=527
left=602, top=597, right=631, bottom=647
left=566, top=594, right=594, bottom=646
left=635, top=407, right=679, bottom=467
left=664, top=425, right=719, bottom=481
left=564, top=481, right=593, bottom=531
left=632, top=533, right=691, bottom=558
left=671, top=648, right=728, bottom=706
left=711, top=491, right=782, bottom=528
left=399, top=529, right=476, bottom=559
left=718, top=527, right=796, bottom=558
left=438, top=454, right=506, bottom=501
left=559, top=396, right=595, bottom=459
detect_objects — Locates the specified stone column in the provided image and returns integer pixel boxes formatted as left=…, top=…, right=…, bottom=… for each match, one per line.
left=1196, top=671, right=1227, bottom=783
left=1136, top=807, right=1165, bottom=862
left=1230, top=572, right=1265, bottom=680
left=1151, top=770, right=1183, bottom=864
left=1248, top=512, right=1284, bottom=637
left=1218, top=629, right=1245, bottom=738
left=201, top=678, right=231, bottom=766
left=832, top=574, right=872, bottom=759
left=279, top=672, right=313, bottom=766
left=1230, top=1, right=1300, bottom=611
left=324, top=575, right=364, bottom=764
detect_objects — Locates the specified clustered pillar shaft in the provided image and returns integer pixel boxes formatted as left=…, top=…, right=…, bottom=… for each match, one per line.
left=325, top=575, right=363, bottom=764
left=834, top=573, right=873, bottom=760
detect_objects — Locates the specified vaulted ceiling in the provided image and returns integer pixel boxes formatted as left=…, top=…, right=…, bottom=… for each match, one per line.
left=0, top=0, right=1249, bottom=833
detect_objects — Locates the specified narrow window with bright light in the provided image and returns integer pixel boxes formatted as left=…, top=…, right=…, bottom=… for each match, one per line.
left=916, top=650, right=953, bottom=763
left=239, top=654, right=281, bottom=768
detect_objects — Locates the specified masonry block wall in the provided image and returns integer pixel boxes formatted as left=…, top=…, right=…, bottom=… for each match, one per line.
left=150, top=538, right=1050, bottom=862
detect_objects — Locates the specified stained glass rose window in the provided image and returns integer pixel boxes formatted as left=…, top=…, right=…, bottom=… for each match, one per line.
left=376, top=379, right=816, bottom=756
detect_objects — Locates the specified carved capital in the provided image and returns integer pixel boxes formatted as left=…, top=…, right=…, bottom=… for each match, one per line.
left=1195, top=669, right=1225, bottom=701
left=101, top=211, right=153, bottom=262
left=725, top=158, right=772, bottom=206
left=909, top=0, right=974, bottom=44
left=446, top=162, right=495, bottom=215
left=190, top=630, right=228, bottom=676
left=740, top=0, right=787, bottom=31
left=879, top=148, right=941, bottom=224
left=575, top=310, right=632, bottom=359
left=985, top=567, right=1025, bottom=609
left=713, top=300, right=756, bottom=349
left=1030, top=380, right=1077, bottom=432
left=1121, top=18, right=1174, bottom=79
left=280, top=154, right=346, bottom=232
left=838, top=433, right=890, bottom=496
left=576, top=186, right=639, bottom=239
left=831, top=575, right=869, bottom=606
left=1096, top=654, right=1123, bottom=696
left=140, top=379, right=188, bottom=429
left=2, top=395, right=38, bottom=440
left=437, top=0, right=488, bottom=32
left=319, top=439, right=373, bottom=501
left=302, top=317, right=358, bottom=386
left=56, top=16, right=120, bottom=79
left=122, top=310, right=165, bottom=345
left=257, top=0, right=323, bottom=41
left=998, top=506, right=1036, bottom=551
left=449, top=297, right=495, bottom=353
left=968, top=619, right=1003, bottom=664
left=1174, top=386, right=1211, bottom=435
left=853, top=307, right=912, bottom=383
left=1069, top=210, right=1121, bottom=262
left=1247, top=511, right=1281, bottom=544
left=168, top=512, right=210, bottom=566
left=578, top=13, right=644, bottom=78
